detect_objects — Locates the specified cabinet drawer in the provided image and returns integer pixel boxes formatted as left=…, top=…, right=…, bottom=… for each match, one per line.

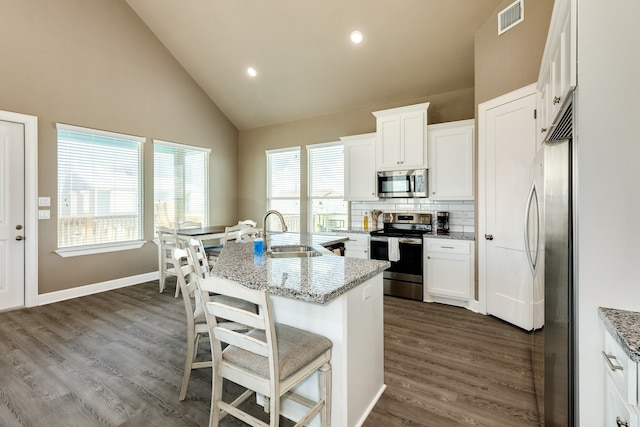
left=346, top=233, right=370, bottom=248
left=605, top=373, right=639, bottom=427
left=603, top=328, right=638, bottom=407
left=425, top=239, right=471, bottom=255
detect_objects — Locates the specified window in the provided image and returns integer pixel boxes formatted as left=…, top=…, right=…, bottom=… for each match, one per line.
left=308, top=142, right=347, bottom=232
left=154, top=140, right=210, bottom=230
left=266, top=147, right=300, bottom=232
left=57, top=124, right=144, bottom=252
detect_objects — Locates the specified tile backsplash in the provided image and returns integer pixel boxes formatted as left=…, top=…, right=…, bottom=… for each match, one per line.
left=351, top=199, right=475, bottom=233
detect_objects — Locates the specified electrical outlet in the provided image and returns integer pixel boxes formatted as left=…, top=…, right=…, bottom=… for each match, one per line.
left=38, top=210, right=50, bottom=219
left=363, top=284, right=372, bottom=301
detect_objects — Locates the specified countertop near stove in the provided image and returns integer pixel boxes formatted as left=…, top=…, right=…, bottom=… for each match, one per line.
left=333, top=227, right=475, bottom=241
left=210, top=232, right=391, bottom=305
left=599, top=307, right=640, bottom=362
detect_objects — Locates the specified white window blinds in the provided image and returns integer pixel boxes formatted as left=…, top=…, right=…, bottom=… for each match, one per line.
left=266, top=147, right=300, bottom=232
left=153, top=140, right=210, bottom=230
left=57, top=124, right=144, bottom=249
left=308, top=142, right=348, bottom=232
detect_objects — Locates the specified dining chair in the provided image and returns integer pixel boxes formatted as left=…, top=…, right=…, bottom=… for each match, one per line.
left=222, top=223, right=250, bottom=244
left=235, top=226, right=263, bottom=242
left=184, top=238, right=211, bottom=278
left=172, top=247, right=212, bottom=400
left=237, top=219, right=257, bottom=227
left=174, top=248, right=257, bottom=401
left=157, top=226, right=180, bottom=295
left=196, top=275, right=333, bottom=427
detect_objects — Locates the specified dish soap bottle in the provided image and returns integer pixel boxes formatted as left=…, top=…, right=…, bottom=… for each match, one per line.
left=364, top=213, right=369, bottom=230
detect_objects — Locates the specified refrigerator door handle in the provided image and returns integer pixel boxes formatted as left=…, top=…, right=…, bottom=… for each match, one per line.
left=524, top=181, right=540, bottom=276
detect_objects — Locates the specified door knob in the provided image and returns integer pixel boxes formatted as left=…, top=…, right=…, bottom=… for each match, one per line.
left=484, top=234, right=494, bottom=240
left=16, top=224, right=23, bottom=230
left=16, top=236, right=24, bottom=241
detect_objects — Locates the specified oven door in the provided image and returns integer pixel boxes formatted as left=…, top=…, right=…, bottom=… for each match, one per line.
left=370, top=235, right=423, bottom=300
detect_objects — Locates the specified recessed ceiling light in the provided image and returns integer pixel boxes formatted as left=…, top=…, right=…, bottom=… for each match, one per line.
left=350, top=30, right=364, bottom=44
left=247, top=67, right=257, bottom=77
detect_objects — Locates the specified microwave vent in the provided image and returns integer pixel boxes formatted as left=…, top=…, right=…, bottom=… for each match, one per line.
left=498, top=0, right=524, bottom=35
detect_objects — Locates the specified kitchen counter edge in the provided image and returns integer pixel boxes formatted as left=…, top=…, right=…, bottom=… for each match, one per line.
left=599, top=307, right=640, bottom=362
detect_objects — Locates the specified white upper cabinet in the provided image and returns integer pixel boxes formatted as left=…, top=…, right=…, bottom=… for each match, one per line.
left=341, top=133, right=378, bottom=201
left=373, top=102, right=430, bottom=171
left=536, top=0, right=576, bottom=139
left=427, top=119, right=475, bottom=201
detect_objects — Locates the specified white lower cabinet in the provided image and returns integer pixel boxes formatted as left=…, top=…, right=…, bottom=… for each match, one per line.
left=424, top=238, right=474, bottom=303
left=603, top=328, right=640, bottom=426
left=344, top=233, right=369, bottom=259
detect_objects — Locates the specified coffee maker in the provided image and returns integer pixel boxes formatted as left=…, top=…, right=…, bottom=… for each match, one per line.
left=436, top=211, right=449, bottom=234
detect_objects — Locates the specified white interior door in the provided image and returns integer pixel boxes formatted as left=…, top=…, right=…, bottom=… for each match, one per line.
left=480, top=88, right=537, bottom=330
left=0, top=120, right=26, bottom=310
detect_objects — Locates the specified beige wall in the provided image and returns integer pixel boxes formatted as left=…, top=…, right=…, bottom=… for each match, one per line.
left=0, top=0, right=238, bottom=294
left=474, top=0, right=554, bottom=106
left=238, top=87, right=475, bottom=229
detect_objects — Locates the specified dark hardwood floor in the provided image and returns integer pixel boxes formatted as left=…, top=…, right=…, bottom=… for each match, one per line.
left=0, top=281, right=539, bottom=426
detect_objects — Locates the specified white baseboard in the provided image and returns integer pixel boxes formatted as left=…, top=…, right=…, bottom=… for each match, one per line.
left=355, top=384, right=387, bottom=427
left=37, top=272, right=159, bottom=306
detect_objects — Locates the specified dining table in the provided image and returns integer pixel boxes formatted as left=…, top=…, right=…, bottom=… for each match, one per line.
left=175, top=225, right=231, bottom=244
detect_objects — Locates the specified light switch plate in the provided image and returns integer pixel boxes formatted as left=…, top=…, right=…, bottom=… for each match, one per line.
left=38, top=209, right=50, bottom=219
left=38, top=197, right=51, bottom=207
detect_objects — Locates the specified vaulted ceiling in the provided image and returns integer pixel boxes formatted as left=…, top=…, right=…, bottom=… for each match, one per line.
left=125, top=0, right=504, bottom=130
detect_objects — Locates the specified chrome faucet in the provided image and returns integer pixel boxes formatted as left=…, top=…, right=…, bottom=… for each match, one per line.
left=262, top=210, right=288, bottom=246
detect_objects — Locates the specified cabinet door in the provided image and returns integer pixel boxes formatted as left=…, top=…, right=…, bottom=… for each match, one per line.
left=400, top=111, right=426, bottom=169
left=604, top=374, right=639, bottom=427
left=428, top=120, right=474, bottom=201
left=425, top=252, right=472, bottom=300
left=376, top=117, right=402, bottom=170
left=343, top=134, right=377, bottom=201
left=345, top=233, right=370, bottom=259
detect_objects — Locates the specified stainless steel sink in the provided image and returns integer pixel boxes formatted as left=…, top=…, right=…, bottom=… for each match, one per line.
left=266, top=245, right=322, bottom=258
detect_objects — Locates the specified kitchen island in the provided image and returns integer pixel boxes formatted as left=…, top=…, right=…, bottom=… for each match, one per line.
left=210, top=233, right=390, bottom=426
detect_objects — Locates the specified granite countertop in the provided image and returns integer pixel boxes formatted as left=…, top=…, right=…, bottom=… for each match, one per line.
left=599, top=307, right=640, bottom=362
left=210, top=233, right=390, bottom=305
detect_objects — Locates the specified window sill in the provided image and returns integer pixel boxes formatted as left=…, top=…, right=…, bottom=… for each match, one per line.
left=55, top=241, right=146, bottom=258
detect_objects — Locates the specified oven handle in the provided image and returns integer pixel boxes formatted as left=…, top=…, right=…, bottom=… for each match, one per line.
left=370, top=236, right=422, bottom=245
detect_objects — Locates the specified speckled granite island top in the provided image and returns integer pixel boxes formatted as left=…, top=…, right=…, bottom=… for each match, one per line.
left=210, top=233, right=391, bottom=305
left=599, top=307, right=640, bottom=362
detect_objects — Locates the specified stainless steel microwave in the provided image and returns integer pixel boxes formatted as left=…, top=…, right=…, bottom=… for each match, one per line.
left=377, top=169, right=428, bottom=198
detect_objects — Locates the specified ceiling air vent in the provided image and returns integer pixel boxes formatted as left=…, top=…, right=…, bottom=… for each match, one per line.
left=498, top=0, right=524, bottom=35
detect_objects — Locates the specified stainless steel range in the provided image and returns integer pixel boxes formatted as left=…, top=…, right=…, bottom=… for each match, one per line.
left=369, top=212, right=432, bottom=301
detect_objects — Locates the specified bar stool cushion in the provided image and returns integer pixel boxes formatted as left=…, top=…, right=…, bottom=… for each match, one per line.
left=223, top=324, right=332, bottom=381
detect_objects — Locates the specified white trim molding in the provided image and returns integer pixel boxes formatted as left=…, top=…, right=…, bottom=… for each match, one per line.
left=37, top=271, right=159, bottom=306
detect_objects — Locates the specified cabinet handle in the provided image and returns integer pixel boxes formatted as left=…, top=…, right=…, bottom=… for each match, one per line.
left=553, top=96, right=561, bottom=105
left=602, top=351, right=624, bottom=371
left=427, top=256, right=430, bottom=259
left=541, top=128, right=547, bottom=133
left=616, top=417, right=629, bottom=427
left=440, top=246, right=455, bottom=249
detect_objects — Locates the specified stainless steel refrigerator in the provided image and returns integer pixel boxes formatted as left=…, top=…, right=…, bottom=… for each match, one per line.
left=533, top=99, right=576, bottom=426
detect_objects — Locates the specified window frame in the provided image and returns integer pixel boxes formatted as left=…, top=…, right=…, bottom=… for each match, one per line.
left=153, top=139, right=210, bottom=232
left=306, top=141, right=348, bottom=233
left=266, top=146, right=301, bottom=232
left=55, top=123, right=145, bottom=257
